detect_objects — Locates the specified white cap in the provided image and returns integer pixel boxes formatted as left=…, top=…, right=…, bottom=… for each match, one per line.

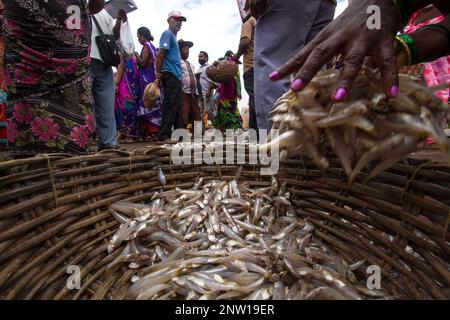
left=168, top=10, right=187, bottom=22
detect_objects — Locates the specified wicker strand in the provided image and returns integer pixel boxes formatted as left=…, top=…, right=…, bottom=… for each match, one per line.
left=44, top=154, right=59, bottom=206
left=400, top=161, right=437, bottom=201
left=300, top=154, right=310, bottom=179
left=128, top=154, right=133, bottom=186
left=444, top=209, right=450, bottom=241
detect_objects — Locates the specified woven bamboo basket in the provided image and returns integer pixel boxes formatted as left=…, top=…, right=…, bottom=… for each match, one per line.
left=0, top=145, right=449, bottom=300
left=206, top=61, right=238, bottom=83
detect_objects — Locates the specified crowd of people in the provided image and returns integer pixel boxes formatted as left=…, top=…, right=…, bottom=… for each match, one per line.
left=0, top=0, right=449, bottom=156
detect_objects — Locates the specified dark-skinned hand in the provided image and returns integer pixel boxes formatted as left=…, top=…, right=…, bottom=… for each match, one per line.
left=245, top=0, right=271, bottom=19
left=270, top=0, right=402, bottom=101
left=118, top=9, right=127, bottom=22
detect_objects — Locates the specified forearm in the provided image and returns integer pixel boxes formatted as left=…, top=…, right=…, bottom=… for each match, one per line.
left=405, top=0, right=449, bottom=15
left=89, top=0, right=105, bottom=14
left=397, top=15, right=450, bottom=66
left=235, top=39, right=251, bottom=61
left=113, top=19, right=121, bottom=40
left=155, top=50, right=166, bottom=78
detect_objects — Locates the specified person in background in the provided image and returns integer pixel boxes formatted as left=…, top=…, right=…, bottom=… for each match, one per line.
left=233, top=16, right=258, bottom=134
left=135, top=27, right=163, bottom=141
left=402, top=5, right=449, bottom=131
left=155, top=10, right=187, bottom=143
left=248, top=0, right=336, bottom=131
left=4, top=0, right=105, bottom=155
left=114, top=57, right=140, bottom=143
left=90, top=7, right=127, bottom=151
left=179, top=40, right=201, bottom=132
left=196, top=51, right=215, bottom=128
left=212, top=51, right=243, bottom=132
left=0, top=0, right=7, bottom=146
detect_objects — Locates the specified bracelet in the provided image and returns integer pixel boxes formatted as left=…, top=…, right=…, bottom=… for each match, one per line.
left=395, top=34, right=419, bottom=65
left=392, top=0, right=414, bottom=28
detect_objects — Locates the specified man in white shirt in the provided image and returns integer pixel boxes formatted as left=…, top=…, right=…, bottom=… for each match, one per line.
left=179, top=39, right=201, bottom=131
left=196, top=51, right=215, bottom=127
left=89, top=8, right=126, bottom=150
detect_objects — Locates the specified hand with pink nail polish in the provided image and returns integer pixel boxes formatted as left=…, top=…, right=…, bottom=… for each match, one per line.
left=269, top=0, right=417, bottom=98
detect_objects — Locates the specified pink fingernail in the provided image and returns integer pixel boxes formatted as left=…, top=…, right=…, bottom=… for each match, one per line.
left=334, top=88, right=347, bottom=101
left=269, top=71, right=280, bottom=81
left=291, top=79, right=303, bottom=91
left=390, top=85, right=399, bottom=97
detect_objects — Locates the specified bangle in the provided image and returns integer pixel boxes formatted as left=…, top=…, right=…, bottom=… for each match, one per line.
left=395, top=34, right=419, bottom=65
left=392, top=0, right=413, bottom=28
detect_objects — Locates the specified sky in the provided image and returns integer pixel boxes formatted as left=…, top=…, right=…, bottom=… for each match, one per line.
left=124, top=0, right=348, bottom=108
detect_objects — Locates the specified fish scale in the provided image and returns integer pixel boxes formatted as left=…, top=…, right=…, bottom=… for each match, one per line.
left=106, top=177, right=391, bottom=300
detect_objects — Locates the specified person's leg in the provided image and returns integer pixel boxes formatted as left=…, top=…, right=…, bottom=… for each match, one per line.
left=192, top=95, right=201, bottom=128
left=244, top=69, right=258, bottom=132
left=89, top=59, right=117, bottom=148
left=306, top=0, right=336, bottom=44
left=198, top=95, right=205, bottom=128
left=158, top=72, right=181, bottom=140
left=181, top=93, right=191, bottom=128
left=254, top=0, right=334, bottom=130
left=173, top=79, right=185, bottom=130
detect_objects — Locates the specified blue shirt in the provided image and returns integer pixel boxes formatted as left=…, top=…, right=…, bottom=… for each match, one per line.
left=159, top=30, right=182, bottom=80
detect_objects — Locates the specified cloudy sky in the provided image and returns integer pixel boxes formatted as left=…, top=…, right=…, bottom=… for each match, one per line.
left=124, top=0, right=348, bottom=107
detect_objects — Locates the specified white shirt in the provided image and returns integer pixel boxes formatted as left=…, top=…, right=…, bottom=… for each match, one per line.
left=181, top=60, right=198, bottom=95
left=197, top=63, right=213, bottom=96
left=90, top=9, right=115, bottom=62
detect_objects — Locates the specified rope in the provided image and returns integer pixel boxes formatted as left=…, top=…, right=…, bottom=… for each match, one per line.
left=44, top=154, right=59, bottom=206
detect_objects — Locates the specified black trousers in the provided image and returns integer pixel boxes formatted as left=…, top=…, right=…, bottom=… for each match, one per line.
left=243, top=69, right=258, bottom=133
left=158, top=72, right=184, bottom=140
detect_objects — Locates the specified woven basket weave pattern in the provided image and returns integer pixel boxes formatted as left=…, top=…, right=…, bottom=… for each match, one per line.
left=0, top=146, right=449, bottom=299
left=206, top=61, right=238, bottom=83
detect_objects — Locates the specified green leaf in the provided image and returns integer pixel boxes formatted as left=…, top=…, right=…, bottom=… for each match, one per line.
left=64, top=119, right=76, bottom=128
left=80, top=105, right=91, bottom=116
left=15, top=136, right=27, bottom=147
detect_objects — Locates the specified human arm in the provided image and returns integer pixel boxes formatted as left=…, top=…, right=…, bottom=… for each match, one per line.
left=396, top=14, right=450, bottom=67
left=113, top=10, right=127, bottom=40
left=114, top=63, right=124, bottom=86
left=89, top=0, right=105, bottom=14
left=271, top=0, right=446, bottom=101
left=245, top=0, right=271, bottom=19
left=135, top=45, right=152, bottom=68
left=155, top=49, right=167, bottom=84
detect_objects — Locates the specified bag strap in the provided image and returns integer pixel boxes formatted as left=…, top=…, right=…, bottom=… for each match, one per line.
left=92, top=15, right=105, bottom=37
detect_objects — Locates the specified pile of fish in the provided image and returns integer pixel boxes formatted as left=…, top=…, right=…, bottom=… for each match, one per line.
left=107, top=175, right=387, bottom=300
left=263, top=69, right=450, bottom=183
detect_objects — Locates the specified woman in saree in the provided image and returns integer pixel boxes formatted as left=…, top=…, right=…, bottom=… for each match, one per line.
left=114, top=57, right=140, bottom=143
left=4, top=0, right=103, bottom=155
left=212, top=51, right=243, bottom=132
left=134, top=27, right=163, bottom=140
left=0, top=0, right=7, bottom=146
